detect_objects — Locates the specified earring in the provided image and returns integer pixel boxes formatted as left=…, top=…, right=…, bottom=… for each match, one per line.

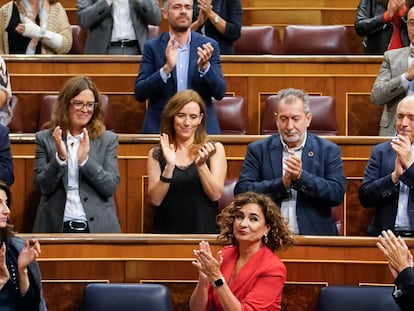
left=263, top=234, right=269, bottom=244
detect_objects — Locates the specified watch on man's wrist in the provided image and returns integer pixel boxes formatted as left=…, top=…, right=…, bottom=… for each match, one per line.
left=212, top=277, right=225, bottom=288
left=213, top=15, right=220, bottom=24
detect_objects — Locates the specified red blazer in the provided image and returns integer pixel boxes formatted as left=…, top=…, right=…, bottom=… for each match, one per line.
left=208, top=245, right=287, bottom=311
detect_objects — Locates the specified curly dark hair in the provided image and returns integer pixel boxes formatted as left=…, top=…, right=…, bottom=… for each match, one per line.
left=217, top=191, right=294, bottom=251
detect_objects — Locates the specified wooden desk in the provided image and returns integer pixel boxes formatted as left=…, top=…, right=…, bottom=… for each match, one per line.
left=10, top=134, right=388, bottom=235
left=4, top=55, right=383, bottom=135
left=21, top=234, right=408, bottom=311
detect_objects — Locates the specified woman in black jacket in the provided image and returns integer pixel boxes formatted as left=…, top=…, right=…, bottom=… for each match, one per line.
left=355, top=0, right=412, bottom=54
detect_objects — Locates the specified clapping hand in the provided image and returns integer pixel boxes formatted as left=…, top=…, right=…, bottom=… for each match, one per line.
left=53, top=126, right=67, bottom=161
left=197, top=42, right=214, bottom=71
left=377, top=230, right=413, bottom=278
left=195, top=142, right=216, bottom=166
left=17, top=240, right=41, bottom=271
left=0, top=242, right=10, bottom=289
left=192, top=240, right=223, bottom=282
left=160, top=133, right=176, bottom=166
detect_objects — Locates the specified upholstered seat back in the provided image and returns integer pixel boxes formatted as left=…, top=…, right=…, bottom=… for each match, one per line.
left=148, top=25, right=160, bottom=39
left=38, top=94, right=113, bottom=130
left=213, top=96, right=248, bottom=134
left=69, top=25, right=87, bottom=54
left=8, top=95, right=24, bottom=133
left=316, top=286, right=400, bottom=311
left=282, top=25, right=350, bottom=55
left=81, top=283, right=173, bottom=311
left=261, top=95, right=338, bottom=136
left=234, top=26, right=282, bottom=55
left=218, top=178, right=238, bottom=211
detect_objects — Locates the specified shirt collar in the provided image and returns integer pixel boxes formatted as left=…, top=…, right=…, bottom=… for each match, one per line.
left=280, top=131, right=307, bottom=153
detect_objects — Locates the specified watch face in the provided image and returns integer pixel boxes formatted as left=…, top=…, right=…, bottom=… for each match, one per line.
left=214, top=278, right=224, bottom=288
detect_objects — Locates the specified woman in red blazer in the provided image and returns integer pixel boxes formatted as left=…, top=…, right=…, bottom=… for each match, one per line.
left=190, top=191, right=294, bottom=311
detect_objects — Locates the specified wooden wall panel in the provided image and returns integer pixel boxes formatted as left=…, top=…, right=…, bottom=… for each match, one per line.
left=5, top=56, right=383, bottom=135
left=25, top=234, right=402, bottom=311
left=10, top=135, right=388, bottom=236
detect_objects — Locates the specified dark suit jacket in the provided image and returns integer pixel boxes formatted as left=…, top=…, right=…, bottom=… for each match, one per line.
left=134, top=31, right=226, bottom=134
left=33, top=129, right=121, bottom=233
left=0, top=123, right=13, bottom=185
left=234, top=133, right=346, bottom=235
left=359, top=140, right=414, bottom=236
left=10, top=236, right=48, bottom=311
left=394, top=267, right=414, bottom=311
left=193, top=0, right=242, bottom=54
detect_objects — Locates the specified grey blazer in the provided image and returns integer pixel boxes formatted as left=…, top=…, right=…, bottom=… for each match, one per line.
left=77, top=0, right=161, bottom=54
left=33, top=129, right=121, bottom=233
left=371, top=47, right=410, bottom=136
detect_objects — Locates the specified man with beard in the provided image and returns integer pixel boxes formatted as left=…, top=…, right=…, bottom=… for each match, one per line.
left=234, top=88, right=346, bottom=235
left=134, top=0, right=226, bottom=134
left=360, top=95, right=414, bottom=236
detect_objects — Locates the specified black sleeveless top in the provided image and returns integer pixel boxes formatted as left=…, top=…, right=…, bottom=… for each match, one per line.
left=152, top=146, right=219, bottom=234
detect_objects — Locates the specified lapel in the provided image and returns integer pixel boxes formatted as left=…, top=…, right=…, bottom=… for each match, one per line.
left=161, top=33, right=177, bottom=85
left=301, top=134, right=316, bottom=172
left=397, top=48, right=410, bottom=73
left=269, top=135, right=283, bottom=179
left=223, top=247, right=267, bottom=293
left=188, top=31, right=198, bottom=86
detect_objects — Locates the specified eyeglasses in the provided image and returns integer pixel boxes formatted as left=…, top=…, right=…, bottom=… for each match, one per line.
left=405, top=19, right=414, bottom=27
left=70, top=100, right=97, bottom=111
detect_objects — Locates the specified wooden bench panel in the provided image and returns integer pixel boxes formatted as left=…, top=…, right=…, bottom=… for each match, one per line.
left=25, top=234, right=402, bottom=311
left=10, top=135, right=388, bottom=236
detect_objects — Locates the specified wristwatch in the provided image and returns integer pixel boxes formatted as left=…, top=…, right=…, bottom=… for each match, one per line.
left=212, top=277, right=225, bottom=288
left=213, top=15, right=220, bottom=24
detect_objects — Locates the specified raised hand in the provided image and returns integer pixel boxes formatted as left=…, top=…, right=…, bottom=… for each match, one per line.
left=78, top=128, right=90, bottom=164
left=160, top=133, right=176, bottom=166
left=195, top=141, right=216, bottom=166
left=52, top=126, right=67, bottom=161
left=197, top=42, right=213, bottom=71
left=17, top=240, right=41, bottom=271
left=0, top=242, right=10, bottom=289
left=163, top=35, right=179, bottom=76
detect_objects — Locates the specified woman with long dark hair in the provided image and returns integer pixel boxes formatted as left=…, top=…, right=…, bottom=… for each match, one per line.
left=0, top=181, right=47, bottom=310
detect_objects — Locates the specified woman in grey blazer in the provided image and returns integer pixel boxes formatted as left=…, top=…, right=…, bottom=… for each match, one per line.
left=33, top=76, right=121, bottom=233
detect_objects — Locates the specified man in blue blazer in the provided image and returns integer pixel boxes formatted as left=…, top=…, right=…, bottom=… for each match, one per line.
left=134, top=0, right=226, bottom=134
left=234, top=88, right=346, bottom=235
left=0, top=123, right=13, bottom=185
left=360, top=95, right=414, bottom=236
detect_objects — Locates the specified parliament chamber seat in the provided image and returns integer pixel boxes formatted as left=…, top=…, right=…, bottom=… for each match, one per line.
left=8, top=95, right=23, bottom=133
left=316, top=285, right=400, bottom=311
left=148, top=25, right=160, bottom=39
left=261, top=95, right=338, bottom=136
left=234, top=26, right=282, bottom=55
left=69, top=25, right=87, bottom=54
left=282, top=25, right=350, bottom=55
left=81, top=283, right=173, bottom=311
left=218, top=178, right=238, bottom=211
left=212, top=96, right=248, bottom=134
left=37, top=94, right=114, bottom=130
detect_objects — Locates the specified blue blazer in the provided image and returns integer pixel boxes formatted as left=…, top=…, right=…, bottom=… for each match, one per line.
left=0, top=124, right=13, bottom=185
left=134, top=31, right=226, bottom=134
left=234, top=133, right=346, bottom=235
left=359, top=140, right=414, bottom=236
